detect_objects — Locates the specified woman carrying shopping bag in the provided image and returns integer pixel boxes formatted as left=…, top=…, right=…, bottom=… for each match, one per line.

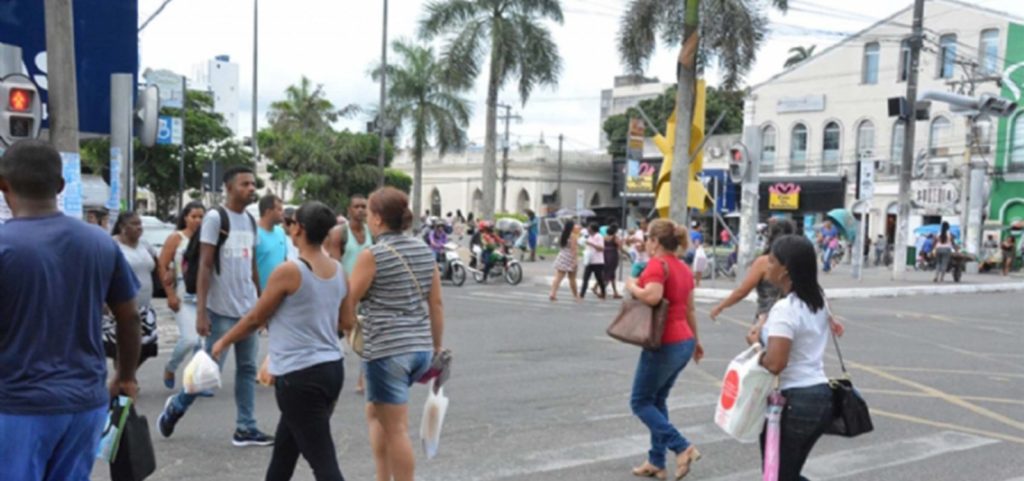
left=212, top=202, right=354, bottom=481
left=753, top=235, right=836, bottom=481
left=157, top=201, right=206, bottom=389
left=347, top=187, right=446, bottom=481
left=624, top=219, right=704, bottom=480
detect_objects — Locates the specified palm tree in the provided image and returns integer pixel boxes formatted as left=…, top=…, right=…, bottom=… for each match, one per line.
left=420, top=0, right=564, bottom=219
left=784, top=45, right=816, bottom=68
left=618, top=0, right=788, bottom=225
left=267, top=76, right=360, bottom=134
left=372, top=40, right=472, bottom=224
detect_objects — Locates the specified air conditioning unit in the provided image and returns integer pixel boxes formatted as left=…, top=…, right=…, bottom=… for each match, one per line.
left=925, top=163, right=948, bottom=177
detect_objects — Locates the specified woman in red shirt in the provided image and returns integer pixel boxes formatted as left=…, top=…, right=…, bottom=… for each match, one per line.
left=625, top=219, right=704, bottom=480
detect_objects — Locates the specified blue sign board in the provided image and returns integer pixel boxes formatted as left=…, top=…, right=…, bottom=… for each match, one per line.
left=157, top=116, right=173, bottom=145
left=0, top=0, right=138, bottom=135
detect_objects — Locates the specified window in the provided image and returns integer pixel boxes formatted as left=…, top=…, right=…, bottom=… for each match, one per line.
left=1011, top=114, right=1024, bottom=170
left=790, top=124, right=808, bottom=173
left=822, top=122, right=841, bottom=172
left=891, top=120, right=905, bottom=176
left=863, top=42, right=880, bottom=84
left=938, top=34, right=957, bottom=79
left=856, top=120, right=875, bottom=159
left=761, top=125, right=776, bottom=173
left=980, top=29, right=1000, bottom=75
left=899, top=39, right=911, bottom=82
left=929, top=116, right=952, bottom=155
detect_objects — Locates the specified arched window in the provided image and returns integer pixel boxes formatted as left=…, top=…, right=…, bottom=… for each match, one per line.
left=938, top=34, right=957, bottom=79
left=590, top=192, right=601, bottom=207
left=517, top=189, right=531, bottom=213
left=862, top=42, right=880, bottom=84
left=430, top=188, right=442, bottom=216
left=980, top=29, right=1000, bottom=75
left=1011, top=113, right=1024, bottom=170
left=471, top=188, right=483, bottom=215
left=856, top=120, right=875, bottom=159
left=929, top=116, right=952, bottom=155
left=790, top=123, right=808, bottom=173
left=822, top=121, right=841, bottom=172
left=891, top=120, right=906, bottom=176
left=761, top=125, right=776, bottom=173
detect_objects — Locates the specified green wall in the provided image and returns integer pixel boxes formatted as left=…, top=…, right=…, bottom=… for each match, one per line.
left=991, top=22, right=1024, bottom=223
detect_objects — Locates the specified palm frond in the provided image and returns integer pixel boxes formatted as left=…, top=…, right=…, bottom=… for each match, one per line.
left=617, top=0, right=662, bottom=74
left=420, top=0, right=482, bottom=38
left=512, top=12, right=562, bottom=103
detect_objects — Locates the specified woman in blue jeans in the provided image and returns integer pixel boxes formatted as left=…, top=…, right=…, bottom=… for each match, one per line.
left=625, top=219, right=704, bottom=480
left=347, top=187, right=446, bottom=481
left=756, top=235, right=838, bottom=481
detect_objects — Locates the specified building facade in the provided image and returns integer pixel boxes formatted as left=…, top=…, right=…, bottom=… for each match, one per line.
left=600, top=75, right=674, bottom=149
left=192, top=55, right=240, bottom=136
left=746, top=0, right=1022, bottom=248
left=989, top=22, right=1024, bottom=233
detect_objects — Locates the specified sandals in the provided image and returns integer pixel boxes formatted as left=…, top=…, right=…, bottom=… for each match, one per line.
left=632, top=462, right=667, bottom=480
left=674, top=446, right=702, bottom=480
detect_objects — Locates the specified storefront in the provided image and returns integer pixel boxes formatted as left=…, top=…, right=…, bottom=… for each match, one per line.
left=758, top=176, right=847, bottom=236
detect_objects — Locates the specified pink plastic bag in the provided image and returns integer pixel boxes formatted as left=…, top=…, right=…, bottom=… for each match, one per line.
left=763, top=390, right=786, bottom=481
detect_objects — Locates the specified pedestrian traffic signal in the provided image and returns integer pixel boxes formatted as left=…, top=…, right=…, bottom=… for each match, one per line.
left=0, top=74, right=42, bottom=147
left=727, top=144, right=749, bottom=183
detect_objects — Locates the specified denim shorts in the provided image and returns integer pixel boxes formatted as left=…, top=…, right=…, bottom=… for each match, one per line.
left=364, top=351, right=432, bottom=404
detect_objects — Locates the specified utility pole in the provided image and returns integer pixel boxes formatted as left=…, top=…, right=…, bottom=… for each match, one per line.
left=252, top=0, right=259, bottom=167
left=377, top=0, right=389, bottom=187
left=893, top=0, right=925, bottom=280
left=179, top=75, right=187, bottom=213
left=669, top=0, right=700, bottom=227
left=111, top=74, right=133, bottom=212
left=44, top=0, right=79, bottom=154
left=497, top=104, right=521, bottom=212
left=737, top=124, right=761, bottom=281
left=557, top=134, right=564, bottom=209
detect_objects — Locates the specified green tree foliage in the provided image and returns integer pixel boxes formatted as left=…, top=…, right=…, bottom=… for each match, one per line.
left=784, top=45, right=816, bottom=68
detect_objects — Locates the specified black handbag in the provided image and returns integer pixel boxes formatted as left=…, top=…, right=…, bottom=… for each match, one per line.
left=110, top=403, right=157, bottom=481
left=824, top=332, right=873, bottom=437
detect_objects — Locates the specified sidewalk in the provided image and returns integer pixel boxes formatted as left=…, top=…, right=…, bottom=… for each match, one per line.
left=520, top=257, right=1024, bottom=300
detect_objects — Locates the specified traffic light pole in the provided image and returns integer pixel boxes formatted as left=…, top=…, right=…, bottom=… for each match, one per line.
left=179, top=75, right=187, bottom=214
left=111, top=74, right=134, bottom=212
left=893, top=0, right=925, bottom=280
left=44, top=0, right=79, bottom=155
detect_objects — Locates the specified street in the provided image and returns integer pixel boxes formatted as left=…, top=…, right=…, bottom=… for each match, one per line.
left=92, top=285, right=1024, bottom=481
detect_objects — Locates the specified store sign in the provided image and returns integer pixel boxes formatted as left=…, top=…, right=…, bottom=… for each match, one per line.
left=912, top=181, right=960, bottom=215
left=776, top=95, right=826, bottom=113
left=626, top=160, right=657, bottom=193
left=768, top=183, right=801, bottom=210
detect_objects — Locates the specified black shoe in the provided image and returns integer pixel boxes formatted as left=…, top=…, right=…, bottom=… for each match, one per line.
left=157, top=395, right=183, bottom=438
left=232, top=428, right=275, bottom=447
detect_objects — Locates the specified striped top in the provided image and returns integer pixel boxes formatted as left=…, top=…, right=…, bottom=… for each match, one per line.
left=361, top=232, right=436, bottom=360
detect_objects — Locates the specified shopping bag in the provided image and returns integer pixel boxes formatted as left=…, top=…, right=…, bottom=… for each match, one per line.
left=96, top=396, right=133, bottom=462
left=419, top=379, right=449, bottom=460
left=109, top=403, right=157, bottom=481
left=762, top=390, right=786, bottom=481
left=182, top=350, right=221, bottom=394
left=714, top=343, right=776, bottom=443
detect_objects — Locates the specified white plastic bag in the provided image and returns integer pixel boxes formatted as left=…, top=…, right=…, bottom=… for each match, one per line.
left=182, top=350, right=221, bottom=394
left=714, top=343, right=776, bottom=443
left=694, top=246, right=708, bottom=273
left=419, top=380, right=449, bottom=459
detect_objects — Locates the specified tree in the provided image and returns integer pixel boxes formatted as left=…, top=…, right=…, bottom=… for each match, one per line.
left=601, top=84, right=743, bottom=158
left=784, top=45, right=816, bottom=68
left=384, top=168, right=413, bottom=193
left=372, top=40, right=471, bottom=226
left=420, top=0, right=564, bottom=220
left=618, top=0, right=788, bottom=224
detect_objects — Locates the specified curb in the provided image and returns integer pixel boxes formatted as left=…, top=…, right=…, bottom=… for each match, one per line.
left=529, top=275, right=1024, bottom=300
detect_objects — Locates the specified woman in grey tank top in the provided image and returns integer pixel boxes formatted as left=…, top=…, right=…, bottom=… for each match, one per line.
left=348, top=187, right=446, bottom=481
left=213, top=202, right=354, bottom=481
left=710, top=219, right=797, bottom=327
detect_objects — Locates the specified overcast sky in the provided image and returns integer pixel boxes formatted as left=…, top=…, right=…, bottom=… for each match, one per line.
left=137, top=0, right=1024, bottom=152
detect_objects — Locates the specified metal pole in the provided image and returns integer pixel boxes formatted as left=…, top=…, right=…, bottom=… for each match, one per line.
left=893, top=0, right=926, bottom=280
left=712, top=175, right=718, bottom=281
left=556, top=134, right=564, bottom=209
left=111, top=74, right=133, bottom=212
left=737, top=125, right=761, bottom=280
left=501, top=104, right=511, bottom=213
left=44, top=0, right=79, bottom=155
left=179, top=75, right=187, bottom=213
left=252, top=0, right=259, bottom=167
left=377, top=0, right=388, bottom=187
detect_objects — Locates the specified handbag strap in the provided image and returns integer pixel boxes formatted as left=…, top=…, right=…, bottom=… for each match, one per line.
left=825, top=301, right=849, bottom=376
left=380, top=242, right=426, bottom=302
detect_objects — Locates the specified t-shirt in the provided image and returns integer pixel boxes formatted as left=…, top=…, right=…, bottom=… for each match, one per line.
left=691, top=230, right=704, bottom=245
left=764, top=293, right=830, bottom=390
left=200, top=207, right=258, bottom=318
left=257, top=224, right=288, bottom=291
left=637, top=255, right=695, bottom=345
left=921, top=238, right=935, bottom=254
left=117, top=239, right=158, bottom=309
left=586, top=233, right=605, bottom=265
left=0, top=214, right=138, bottom=415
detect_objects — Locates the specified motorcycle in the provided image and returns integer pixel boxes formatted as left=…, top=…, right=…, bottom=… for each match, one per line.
left=440, top=242, right=467, bottom=287
left=469, top=246, right=523, bottom=285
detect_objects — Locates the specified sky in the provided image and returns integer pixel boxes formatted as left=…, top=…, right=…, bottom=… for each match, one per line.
left=136, top=0, right=1024, bottom=152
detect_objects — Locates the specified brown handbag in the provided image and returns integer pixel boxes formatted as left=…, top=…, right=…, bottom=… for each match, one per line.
left=606, top=260, right=670, bottom=350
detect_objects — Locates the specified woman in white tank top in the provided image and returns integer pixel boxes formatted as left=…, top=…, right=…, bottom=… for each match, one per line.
left=157, top=202, right=206, bottom=389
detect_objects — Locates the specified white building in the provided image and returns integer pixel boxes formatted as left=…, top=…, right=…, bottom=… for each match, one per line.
left=745, top=0, right=1016, bottom=246
left=393, top=144, right=613, bottom=218
left=193, top=55, right=240, bottom=136
left=600, top=75, right=674, bottom=149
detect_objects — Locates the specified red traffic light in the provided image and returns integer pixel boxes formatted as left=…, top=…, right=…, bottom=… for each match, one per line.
left=9, top=88, right=32, bottom=112
left=730, top=148, right=744, bottom=162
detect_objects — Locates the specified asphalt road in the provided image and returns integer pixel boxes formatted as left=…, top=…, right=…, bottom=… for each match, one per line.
left=92, top=284, right=1024, bottom=481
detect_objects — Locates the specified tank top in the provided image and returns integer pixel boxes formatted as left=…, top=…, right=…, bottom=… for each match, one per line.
left=266, top=259, right=346, bottom=376
left=362, top=233, right=435, bottom=361
left=173, top=232, right=194, bottom=301
left=342, top=223, right=373, bottom=275
left=756, top=278, right=782, bottom=316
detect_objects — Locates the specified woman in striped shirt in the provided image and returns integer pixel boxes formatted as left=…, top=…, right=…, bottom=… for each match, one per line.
left=346, top=187, right=445, bottom=481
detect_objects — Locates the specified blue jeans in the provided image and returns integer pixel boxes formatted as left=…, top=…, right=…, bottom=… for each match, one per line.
left=165, top=298, right=201, bottom=374
left=760, top=383, right=833, bottom=481
left=170, top=309, right=259, bottom=432
left=0, top=406, right=106, bottom=481
left=630, top=339, right=696, bottom=469
left=364, top=351, right=432, bottom=405
left=822, top=247, right=835, bottom=272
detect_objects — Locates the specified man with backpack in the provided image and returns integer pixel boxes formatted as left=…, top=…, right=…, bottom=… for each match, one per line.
left=158, top=165, right=274, bottom=447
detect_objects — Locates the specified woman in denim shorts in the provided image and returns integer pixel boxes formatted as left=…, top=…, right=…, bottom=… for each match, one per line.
left=347, top=187, right=445, bottom=481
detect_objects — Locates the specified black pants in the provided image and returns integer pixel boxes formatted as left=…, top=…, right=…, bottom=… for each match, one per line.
left=760, top=383, right=833, bottom=481
left=266, top=360, right=345, bottom=481
left=580, top=264, right=606, bottom=298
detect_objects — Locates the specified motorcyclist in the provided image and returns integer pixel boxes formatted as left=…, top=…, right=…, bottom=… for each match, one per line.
left=480, top=222, right=504, bottom=282
left=427, top=220, right=448, bottom=266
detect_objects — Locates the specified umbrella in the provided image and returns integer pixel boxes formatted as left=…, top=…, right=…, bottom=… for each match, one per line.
left=914, top=224, right=961, bottom=239
left=554, top=208, right=596, bottom=218
left=825, top=209, right=855, bottom=240
left=495, top=218, right=524, bottom=233
left=576, top=209, right=597, bottom=218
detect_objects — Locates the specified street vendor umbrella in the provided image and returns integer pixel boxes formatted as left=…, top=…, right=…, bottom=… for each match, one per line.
left=495, top=218, right=524, bottom=233
left=914, top=224, right=961, bottom=239
left=825, top=208, right=854, bottom=239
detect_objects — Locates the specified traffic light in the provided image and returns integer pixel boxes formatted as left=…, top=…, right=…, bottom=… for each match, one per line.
left=137, top=85, right=160, bottom=147
left=0, top=74, right=42, bottom=146
left=727, top=143, right=749, bottom=183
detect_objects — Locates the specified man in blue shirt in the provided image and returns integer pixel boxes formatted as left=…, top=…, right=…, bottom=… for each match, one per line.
left=0, top=140, right=141, bottom=481
left=256, top=194, right=287, bottom=291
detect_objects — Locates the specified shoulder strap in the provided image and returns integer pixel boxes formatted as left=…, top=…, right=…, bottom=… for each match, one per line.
left=825, top=301, right=849, bottom=376
left=380, top=242, right=426, bottom=302
left=213, top=206, right=231, bottom=274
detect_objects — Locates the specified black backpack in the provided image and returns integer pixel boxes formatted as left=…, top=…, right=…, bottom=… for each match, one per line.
left=183, top=206, right=256, bottom=295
